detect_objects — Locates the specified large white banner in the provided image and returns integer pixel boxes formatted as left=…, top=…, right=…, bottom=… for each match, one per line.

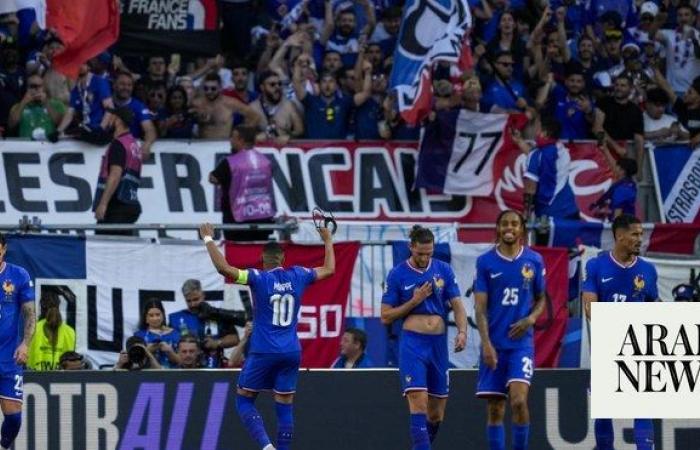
left=591, top=303, right=700, bottom=419
left=0, top=140, right=479, bottom=234
left=36, top=240, right=231, bottom=368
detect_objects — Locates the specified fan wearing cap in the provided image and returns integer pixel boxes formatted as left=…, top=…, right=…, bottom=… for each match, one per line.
left=92, top=106, right=143, bottom=235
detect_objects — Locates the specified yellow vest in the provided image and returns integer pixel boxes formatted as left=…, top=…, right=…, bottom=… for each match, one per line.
left=27, top=319, right=76, bottom=371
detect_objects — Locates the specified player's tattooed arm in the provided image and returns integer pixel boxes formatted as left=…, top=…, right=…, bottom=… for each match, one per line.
left=21, top=301, right=36, bottom=344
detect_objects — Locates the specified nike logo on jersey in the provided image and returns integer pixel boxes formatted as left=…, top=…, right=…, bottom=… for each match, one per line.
left=490, top=272, right=503, bottom=279
left=602, top=277, right=613, bottom=283
left=404, top=284, right=416, bottom=290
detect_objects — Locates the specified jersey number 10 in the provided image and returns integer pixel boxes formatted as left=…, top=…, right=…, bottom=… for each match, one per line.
left=270, top=294, right=295, bottom=326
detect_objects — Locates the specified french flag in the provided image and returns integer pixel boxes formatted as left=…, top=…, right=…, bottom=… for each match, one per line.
left=389, top=0, right=472, bottom=125
left=1, top=0, right=119, bottom=78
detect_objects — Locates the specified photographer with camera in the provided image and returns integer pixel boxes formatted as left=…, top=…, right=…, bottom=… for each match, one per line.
left=169, top=279, right=244, bottom=368
left=114, top=336, right=162, bottom=370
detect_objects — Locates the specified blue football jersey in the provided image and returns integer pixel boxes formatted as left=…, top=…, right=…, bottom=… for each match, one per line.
left=474, top=246, right=546, bottom=350
left=246, top=266, right=316, bottom=353
left=0, top=263, right=34, bottom=372
left=382, top=259, right=461, bottom=320
left=582, top=252, right=659, bottom=302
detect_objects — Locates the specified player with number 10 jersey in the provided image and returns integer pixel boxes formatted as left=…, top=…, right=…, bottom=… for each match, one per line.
left=200, top=223, right=335, bottom=450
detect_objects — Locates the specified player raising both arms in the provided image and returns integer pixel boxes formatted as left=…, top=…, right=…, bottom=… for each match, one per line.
left=0, top=233, right=36, bottom=450
left=200, top=223, right=335, bottom=450
left=583, top=214, right=657, bottom=450
left=381, top=226, right=467, bottom=450
left=474, top=210, right=546, bottom=450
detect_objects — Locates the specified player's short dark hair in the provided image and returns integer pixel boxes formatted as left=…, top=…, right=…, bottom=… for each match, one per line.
left=345, top=328, right=367, bottom=351
left=409, top=225, right=434, bottom=245
left=233, top=124, right=257, bottom=146
left=540, top=115, right=562, bottom=139
left=263, top=241, right=284, bottom=259
left=617, top=158, right=638, bottom=178
left=612, top=214, right=641, bottom=239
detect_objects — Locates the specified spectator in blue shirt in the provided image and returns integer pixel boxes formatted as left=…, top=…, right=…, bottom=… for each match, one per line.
left=57, top=63, right=113, bottom=136
left=134, top=299, right=181, bottom=369
left=332, top=328, right=374, bottom=368
left=353, top=53, right=383, bottom=140
left=517, top=116, right=581, bottom=220
left=481, top=50, right=529, bottom=113
left=112, top=72, right=157, bottom=158
left=294, top=54, right=368, bottom=139
left=320, top=0, right=376, bottom=69
left=536, top=62, right=603, bottom=140
left=591, top=157, right=638, bottom=220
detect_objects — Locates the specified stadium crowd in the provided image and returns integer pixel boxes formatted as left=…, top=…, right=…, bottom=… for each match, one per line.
left=1, top=0, right=699, bottom=148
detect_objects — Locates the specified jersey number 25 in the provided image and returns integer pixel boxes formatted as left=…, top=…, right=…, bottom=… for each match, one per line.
left=270, top=294, right=295, bottom=326
left=502, top=288, right=519, bottom=306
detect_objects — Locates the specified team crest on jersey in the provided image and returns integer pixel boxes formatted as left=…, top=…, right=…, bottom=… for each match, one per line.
left=521, top=264, right=534, bottom=289
left=433, top=276, right=444, bottom=290
left=633, top=275, right=645, bottom=292
left=2, top=280, right=14, bottom=299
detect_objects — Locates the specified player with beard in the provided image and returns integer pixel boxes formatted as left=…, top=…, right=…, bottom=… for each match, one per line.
left=250, top=71, right=303, bottom=144
left=191, top=73, right=261, bottom=139
left=474, top=210, right=546, bottom=450
left=583, top=214, right=658, bottom=450
left=381, top=226, right=467, bottom=450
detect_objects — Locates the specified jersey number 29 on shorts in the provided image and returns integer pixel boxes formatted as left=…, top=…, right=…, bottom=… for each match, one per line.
left=270, top=294, right=295, bottom=326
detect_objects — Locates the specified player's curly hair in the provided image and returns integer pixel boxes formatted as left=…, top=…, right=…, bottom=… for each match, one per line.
left=495, top=209, right=527, bottom=234
left=409, top=225, right=434, bottom=245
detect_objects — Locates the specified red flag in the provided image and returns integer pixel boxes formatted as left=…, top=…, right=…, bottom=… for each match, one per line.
left=532, top=246, right=569, bottom=367
left=224, top=242, right=361, bottom=368
left=47, top=0, right=120, bottom=78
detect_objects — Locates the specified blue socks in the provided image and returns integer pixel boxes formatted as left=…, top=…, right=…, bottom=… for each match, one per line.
left=0, top=412, right=21, bottom=448
left=427, top=421, right=441, bottom=443
left=410, top=413, right=431, bottom=450
left=634, top=419, right=654, bottom=450
left=487, top=424, right=505, bottom=450
left=595, top=419, right=615, bottom=450
left=275, top=402, right=294, bottom=450
left=513, top=424, right=530, bottom=450
left=235, top=394, right=272, bottom=449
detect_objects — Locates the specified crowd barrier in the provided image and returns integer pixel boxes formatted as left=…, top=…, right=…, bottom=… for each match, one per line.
left=17, top=369, right=700, bottom=450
